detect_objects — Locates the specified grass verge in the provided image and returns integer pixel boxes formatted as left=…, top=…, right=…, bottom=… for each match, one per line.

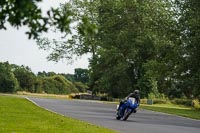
left=0, top=95, right=117, bottom=133
left=140, top=104, right=200, bottom=120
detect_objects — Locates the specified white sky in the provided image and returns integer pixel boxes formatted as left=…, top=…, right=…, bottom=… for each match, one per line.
left=0, top=0, right=89, bottom=74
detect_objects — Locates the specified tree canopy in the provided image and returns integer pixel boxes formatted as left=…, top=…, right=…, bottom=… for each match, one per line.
left=40, top=0, right=199, bottom=99
left=1, top=0, right=199, bottom=100
left=0, top=0, right=97, bottom=39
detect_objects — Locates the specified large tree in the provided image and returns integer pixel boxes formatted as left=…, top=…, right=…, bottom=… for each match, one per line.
left=33, top=0, right=200, bottom=99
left=86, top=0, right=178, bottom=98
left=175, top=0, right=200, bottom=99
left=37, top=0, right=178, bottom=98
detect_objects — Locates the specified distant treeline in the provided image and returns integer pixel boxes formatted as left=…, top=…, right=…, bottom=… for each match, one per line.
left=0, top=61, right=89, bottom=94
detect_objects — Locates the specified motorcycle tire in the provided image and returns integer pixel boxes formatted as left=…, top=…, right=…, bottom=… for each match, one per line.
left=122, top=109, right=131, bottom=121
left=116, top=116, right=121, bottom=120
left=116, top=111, right=121, bottom=120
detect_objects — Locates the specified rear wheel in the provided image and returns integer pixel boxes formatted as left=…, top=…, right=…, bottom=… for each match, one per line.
left=116, top=111, right=121, bottom=120
left=116, top=116, right=121, bottom=120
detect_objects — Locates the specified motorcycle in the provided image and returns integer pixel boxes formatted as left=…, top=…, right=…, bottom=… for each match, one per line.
left=116, top=97, right=138, bottom=120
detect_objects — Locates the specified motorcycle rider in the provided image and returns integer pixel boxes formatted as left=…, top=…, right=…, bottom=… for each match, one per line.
left=118, top=89, right=140, bottom=113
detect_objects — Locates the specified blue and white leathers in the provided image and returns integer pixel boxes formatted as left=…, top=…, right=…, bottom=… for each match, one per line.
left=116, top=97, right=139, bottom=120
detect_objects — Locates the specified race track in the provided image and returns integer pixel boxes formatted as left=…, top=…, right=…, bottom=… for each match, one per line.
left=28, top=97, right=200, bottom=133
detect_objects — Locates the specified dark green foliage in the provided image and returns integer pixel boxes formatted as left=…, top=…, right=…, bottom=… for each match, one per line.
left=37, top=71, right=48, bottom=77
left=62, top=73, right=75, bottom=82
left=87, top=0, right=177, bottom=98
left=0, top=0, right=48, bottom=39
left=0, top=62, right=19, bottom=92
left=86, top=0, right=199, bottom=99
left=174, top=0, right=200, bottom=100
left=42, top=77, right=58, bottom=94
left=153, top=99, right=168, bottom=104
left=171, top=98, right=193, bottom=107
left=41, top=75, right=78, bottom=94
left=89, top=50, right=134, bottom=97
left=34, top=78, right=43, bottom=93
left=12, top=65, right=36, bottom=92
left=100, top=96, right=114, bottom=102
left=74, top=68, right=89, bottom=84
left=0, top=61, right=86, bottom=94
left=73, top=82, right=88, bottom=92
left=0, top=0, right=92, bottom=39
left=1, top=0, right=200, bottom=100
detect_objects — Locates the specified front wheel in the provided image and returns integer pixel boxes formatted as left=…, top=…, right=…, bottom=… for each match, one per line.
left=122, top=109, right=131, bottom=121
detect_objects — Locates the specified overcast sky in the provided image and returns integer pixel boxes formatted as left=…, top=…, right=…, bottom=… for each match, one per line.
left=0, top=0, right=89, bottom=74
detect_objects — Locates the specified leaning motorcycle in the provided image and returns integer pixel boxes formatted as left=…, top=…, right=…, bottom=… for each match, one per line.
left=116, top=97, right=138, bottom=121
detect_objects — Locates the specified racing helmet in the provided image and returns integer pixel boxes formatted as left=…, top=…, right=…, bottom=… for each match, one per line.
left=134, top=89, right=139, bottom=95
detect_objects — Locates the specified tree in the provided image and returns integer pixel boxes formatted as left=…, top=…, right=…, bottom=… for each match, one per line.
left=37, top=0, right=178, bottom=98
left=0, top=62, right=19, bottom=93
left=36, top=0, right=98, bottom=63
left=0, top=0, right=97, bottom=39
left=175, top=0, right=200, bottom=99
left=25, top=0, right=200, bottom=99
left=12, top=65, right=36, bottom=92
left=86, top=0, right=178, bottom=98
left=37, top=71, right=48, bottom=77
left=74, top=68, right=89, bottom=84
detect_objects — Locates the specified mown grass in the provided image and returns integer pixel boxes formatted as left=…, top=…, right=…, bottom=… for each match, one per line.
left=0, top=95, right=117, bottom=133
left=140, top=104, right=200, bottom=120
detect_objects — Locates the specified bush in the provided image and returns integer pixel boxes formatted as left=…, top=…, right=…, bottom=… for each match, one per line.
left=171, top=98, right=192, bottom=106
left=73, top=82, right=88, bottom=92
left=68, top=94, right=76, bottom=99
left=100, top=96, right=113, bottom=101
left=192, top=99, right=200, bottom=110
left=140, top=99, right=148, bottom=104
left=135, top=99, right=168, bottom=105
left=41, top=75, right=79, bottom=94
left=153, top=99, right=168, bottom=104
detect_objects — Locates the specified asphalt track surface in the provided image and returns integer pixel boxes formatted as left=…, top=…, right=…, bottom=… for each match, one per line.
left=28, top=97, right=200, bottom=133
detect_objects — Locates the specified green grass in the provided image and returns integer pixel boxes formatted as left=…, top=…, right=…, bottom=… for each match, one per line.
left=0, top=95, right=117, bottom=133
left=140, top=104, right=200, bottom=120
